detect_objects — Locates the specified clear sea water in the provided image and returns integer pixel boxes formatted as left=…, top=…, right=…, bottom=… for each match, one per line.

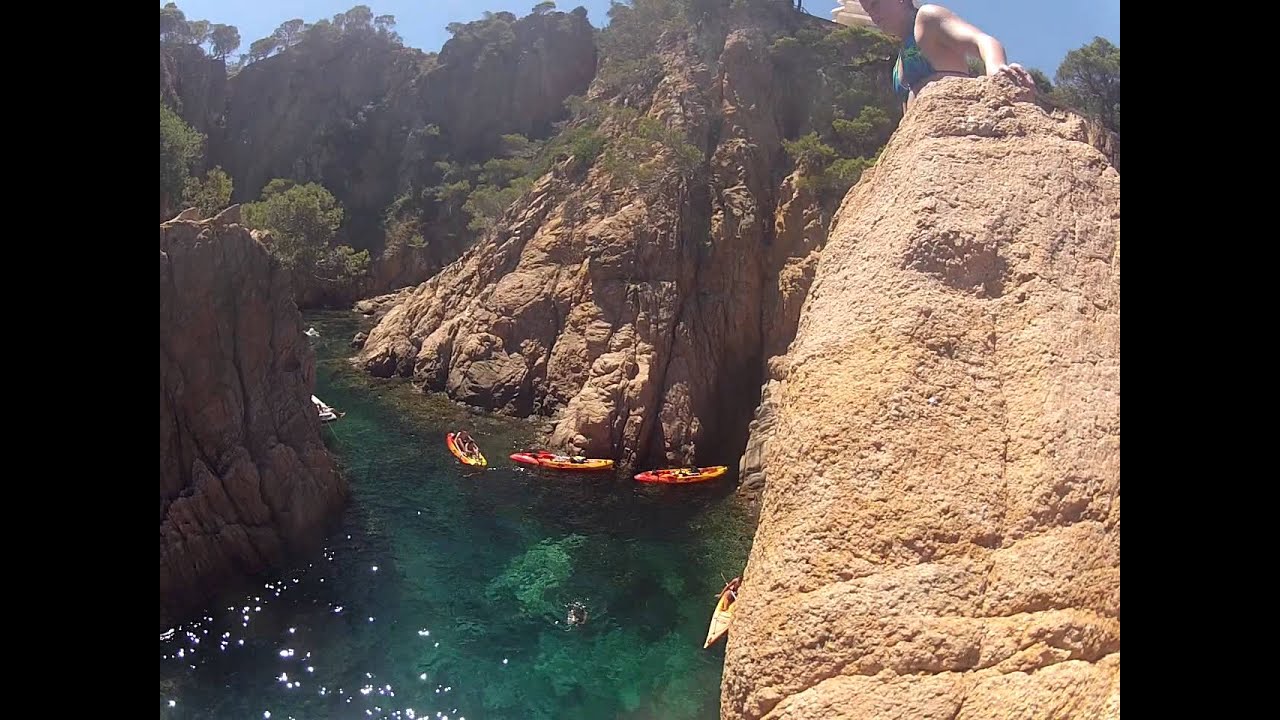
left=159, top=310, right=755, bottom=720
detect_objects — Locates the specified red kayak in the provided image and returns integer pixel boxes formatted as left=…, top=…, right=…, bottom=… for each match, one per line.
left=510, top=450, right=614, bottom=471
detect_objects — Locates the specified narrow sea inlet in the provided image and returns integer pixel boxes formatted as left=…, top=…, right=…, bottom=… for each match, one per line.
left=159, top=310, right=755, bottom=720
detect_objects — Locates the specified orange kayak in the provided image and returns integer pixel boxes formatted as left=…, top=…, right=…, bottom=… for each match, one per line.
left=704, top=580, right=739, bottom=649
left=634, top=465, right=728, bottom=484
left=446, top=432, right=487, bottom=467
left=510, top=450, right=614, bottom=471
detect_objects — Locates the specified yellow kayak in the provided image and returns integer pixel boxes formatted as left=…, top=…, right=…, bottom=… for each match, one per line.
left=634, top=465, right=728, bottom=484
left=704, top=579, right=739, bottom=649
left=447, top=432, right=487, bottom=467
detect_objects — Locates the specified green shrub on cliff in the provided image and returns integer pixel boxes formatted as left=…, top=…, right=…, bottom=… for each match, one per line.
left=600, top=110, right=703, bottom=189
left=446, top=122, right=608, bottom=234
left=182, top=166, right=233, bottom=219
left=160, top=101, right=205, bottom=218
left=770, top=24, right=899, bottom=201
left=1054, top=37, right=1119, bottom=134
left=316, top=244, right=372, bottom=283
left=243, top=180, right=369, bottom=283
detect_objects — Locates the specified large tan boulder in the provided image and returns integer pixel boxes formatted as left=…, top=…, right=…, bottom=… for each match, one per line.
left=720, top=75, right=1120, bottom=719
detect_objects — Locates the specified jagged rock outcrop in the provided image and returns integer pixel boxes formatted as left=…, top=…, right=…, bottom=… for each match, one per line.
left=720, top=76, right=1120, bottom=719
left=354, top=287, right=415, bottom=321
left=160, top=206, right=345, bottom=629
left=358, top=6, right=882, bottom=470
left=1084, top=118, right=1120, bottom=173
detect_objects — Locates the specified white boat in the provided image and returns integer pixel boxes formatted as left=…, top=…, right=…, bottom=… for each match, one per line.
left=312, top=395, right=344, bottom=423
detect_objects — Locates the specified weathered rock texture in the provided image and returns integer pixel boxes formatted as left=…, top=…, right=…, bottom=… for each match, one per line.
left=739, top=171, right=831, bottom=492
left=720, top=75, right=1120, bottom=719
left=358, top=6, right=882, bottom=470
left=160, top=207, right=345, bottom=628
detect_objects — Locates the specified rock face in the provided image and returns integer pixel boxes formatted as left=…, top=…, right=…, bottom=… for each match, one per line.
left=212, top=31, right=426, bottom=238
left=419, top=8, right=599, bottom=163
left=739, top=171, right=831, bottom=492
left=358, top=7, right=880, bottom=470
left=160, top=208, right=346, bottom=629
left=160, top=11, right=597, bottom=300
left=720, top=76, right=1120, bottom=719
left=160, top=43, right=227, bottom=143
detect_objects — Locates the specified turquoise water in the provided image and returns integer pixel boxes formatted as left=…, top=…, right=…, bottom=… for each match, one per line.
left=159, top=311, right=755, bottom=720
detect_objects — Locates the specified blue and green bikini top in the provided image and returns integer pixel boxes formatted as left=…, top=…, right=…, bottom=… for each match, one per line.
left=892, top=17, right=937, bottom=101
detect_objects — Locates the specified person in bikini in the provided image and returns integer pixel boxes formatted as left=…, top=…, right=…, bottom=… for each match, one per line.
left=857, top=0, right=1035, bottom=112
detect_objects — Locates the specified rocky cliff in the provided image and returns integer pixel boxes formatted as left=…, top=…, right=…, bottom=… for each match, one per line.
left=161, top=9, right=597, bottom=299
left=160, top=43, right=227, bottom=145
left=720, top=76, right=1120, bottom=719
left=212, top=30, right=428, bottom=240
left=159, top=207, right=346, bottom=629
left=357, top=3, right=891, bottom=470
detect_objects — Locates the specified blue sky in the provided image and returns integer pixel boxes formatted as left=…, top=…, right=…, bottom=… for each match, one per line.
left=164, top=0, right=1119, bottom=77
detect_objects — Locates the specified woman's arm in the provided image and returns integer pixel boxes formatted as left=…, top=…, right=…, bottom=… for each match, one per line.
left=918, top=4, right=1035, bottom=87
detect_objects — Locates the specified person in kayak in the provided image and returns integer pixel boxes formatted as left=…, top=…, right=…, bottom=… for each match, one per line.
left=722, top=577, right=741, bottom=604
left=858, top=0, right=1034, bottom=112
left=455, top=431, right=481, bottom=457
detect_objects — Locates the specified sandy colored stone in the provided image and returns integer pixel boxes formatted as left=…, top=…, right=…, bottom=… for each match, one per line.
left=721, top=75, right=1119, bottom=719
left=159, top=215, right=345, bottom=628
left=358, top=12, right=850, bottom=470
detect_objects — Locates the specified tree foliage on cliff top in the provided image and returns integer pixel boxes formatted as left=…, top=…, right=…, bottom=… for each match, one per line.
left=160, top=3, right=241, bottom=61
left=162, top=3, right=405, bottom=74
left=771, top=23, right=898, bottom=200
left=1054, top=37, right=1119, bottom=134
left=183, top=167, right=234, bottom=219
left=243, top=180, right=370, bottom=284
left=245, top=4, right=404, bottom=66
